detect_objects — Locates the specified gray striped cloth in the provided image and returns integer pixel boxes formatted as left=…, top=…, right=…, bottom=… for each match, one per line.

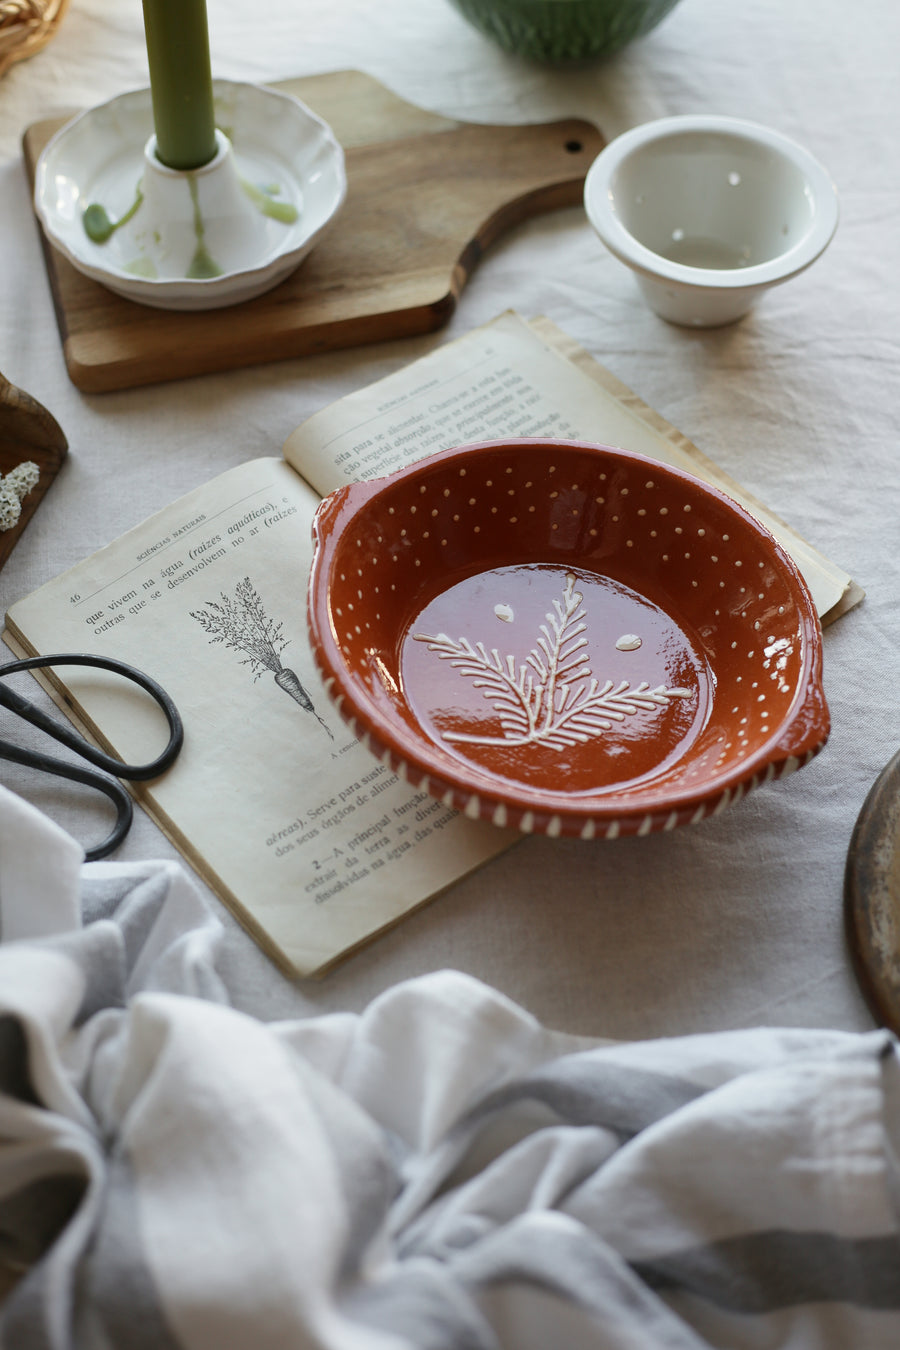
left=2, top=782, right=899, bottom=1349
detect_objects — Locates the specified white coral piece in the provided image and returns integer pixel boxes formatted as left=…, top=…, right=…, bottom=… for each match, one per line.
left=0, top=460, right=40, bottom=531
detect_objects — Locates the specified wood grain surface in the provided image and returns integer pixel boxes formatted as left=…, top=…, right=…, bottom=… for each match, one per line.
left=0, top=372, right=67, bottom=574
left=845, top=747, right=900, bottom=1034
left=22, top=69, right=604, bottom=394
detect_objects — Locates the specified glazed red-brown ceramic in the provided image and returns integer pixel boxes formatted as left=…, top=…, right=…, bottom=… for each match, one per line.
left=307, top=439, right=829, bottom=839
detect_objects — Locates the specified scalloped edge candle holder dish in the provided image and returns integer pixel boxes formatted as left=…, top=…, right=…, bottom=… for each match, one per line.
left=307, top=439, right=829, bottom=839
left=584, top=115, right=839, bottom=327
left=33, top=79, right=347, bottom=310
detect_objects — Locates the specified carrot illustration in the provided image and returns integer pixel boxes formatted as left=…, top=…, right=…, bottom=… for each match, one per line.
left=191, top=576, right=333, bottom=737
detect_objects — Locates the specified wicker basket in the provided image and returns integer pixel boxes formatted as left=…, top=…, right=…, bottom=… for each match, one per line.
left=0, top=0, right=69, bottom=78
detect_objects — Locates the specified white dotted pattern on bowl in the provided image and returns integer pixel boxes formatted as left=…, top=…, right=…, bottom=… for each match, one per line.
left=314, top=449, right=819, bottom=838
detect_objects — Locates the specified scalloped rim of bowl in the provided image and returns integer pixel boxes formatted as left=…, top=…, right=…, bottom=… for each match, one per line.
left=584, top=114, right=839, bottom=292
left=307, top=439, right=830, bottom=839
left=33, top=80, right=347, bottom=310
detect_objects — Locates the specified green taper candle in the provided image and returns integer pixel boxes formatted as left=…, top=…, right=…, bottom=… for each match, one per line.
left=142, top=0, right=217, bottom=171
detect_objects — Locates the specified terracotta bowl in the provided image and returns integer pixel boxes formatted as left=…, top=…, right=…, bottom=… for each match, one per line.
left=307, top=439, right=829, bottom=839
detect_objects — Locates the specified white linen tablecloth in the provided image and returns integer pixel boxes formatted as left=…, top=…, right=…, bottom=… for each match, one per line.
left=1, top=0, right=899, bottom=1042
left=3, top=783, right=900, bottom=1349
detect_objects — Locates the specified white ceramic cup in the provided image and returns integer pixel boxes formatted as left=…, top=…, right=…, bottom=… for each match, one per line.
left=584, top=115, right=839, bottom=327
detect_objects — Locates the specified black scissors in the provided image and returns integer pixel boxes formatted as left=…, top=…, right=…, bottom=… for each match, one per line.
left=0, top=653, right=183, bottom=861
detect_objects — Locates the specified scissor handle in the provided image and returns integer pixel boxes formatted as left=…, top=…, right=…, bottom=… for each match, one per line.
left=0, top=736, right=133, bottom=860
left=0, top=654, right=183, bottom=861
left=0, top=652, right=183, bottom=780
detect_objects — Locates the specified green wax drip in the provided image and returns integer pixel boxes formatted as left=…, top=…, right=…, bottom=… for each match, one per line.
left=186, top=247, right=221, bottom=279
left=186, top=176, right=223, bottom=278
left=124, top=256, right=158, bottom=278
left=240, top=177, right=299, bottom=225
left=82, top=184, right=145, bottom=244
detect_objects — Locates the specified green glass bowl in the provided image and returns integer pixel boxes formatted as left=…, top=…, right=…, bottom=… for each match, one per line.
left=446, top=0, right=682, bottom=62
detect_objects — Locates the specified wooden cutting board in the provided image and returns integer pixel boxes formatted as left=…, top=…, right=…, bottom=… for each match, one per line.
left=22, top=69, right=604, bottom=395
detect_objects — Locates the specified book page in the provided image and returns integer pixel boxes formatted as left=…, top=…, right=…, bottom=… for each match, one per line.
left=283, top=311, right=856, bottom=623
left=4, top=458, right=509, bottom=977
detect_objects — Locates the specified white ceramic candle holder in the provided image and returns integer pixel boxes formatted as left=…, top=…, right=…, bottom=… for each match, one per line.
left=34, top=81, right=347, bottom=311
left=584, top=115, right=839, bottom=328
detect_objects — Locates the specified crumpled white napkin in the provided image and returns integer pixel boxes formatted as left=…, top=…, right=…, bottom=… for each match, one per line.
left=1, top=782, right=899, bottom=1350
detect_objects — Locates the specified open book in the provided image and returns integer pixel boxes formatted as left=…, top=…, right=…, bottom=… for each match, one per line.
left=3, top=312, right=859, bottom=977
